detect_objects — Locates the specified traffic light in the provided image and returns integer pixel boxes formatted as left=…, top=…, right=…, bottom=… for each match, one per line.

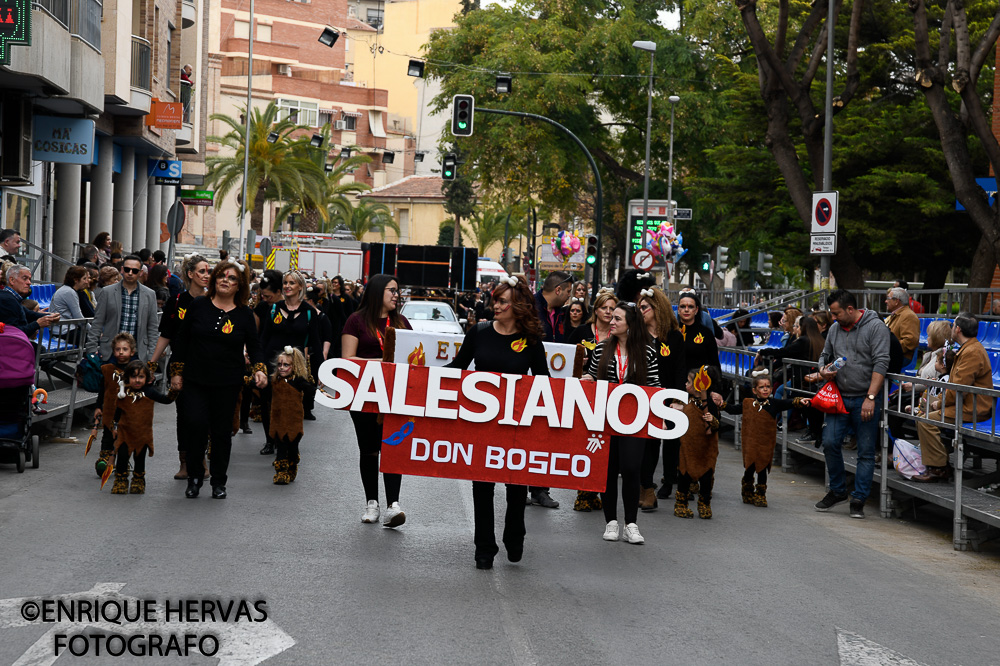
left=451, top=95, right=475, bottom=137
left=526, top=245, right=535, bottom=267
left=739, top=250, right=751, bottom=272
left=699, top=253, right=711, bottom=272
left=715, top=245, right=729, bottom=272
left=585, top=235, right=598, bottom=265
left=442, top=153, right=457, bottom=180
left=757, top=251, right=773, bottom=276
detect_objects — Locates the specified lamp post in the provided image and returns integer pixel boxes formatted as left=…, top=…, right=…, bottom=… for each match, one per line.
left=632, top=40, right=656, bottom=272
left=666, top=94, right=680, bottom=226
left=237, top=0, right=256, bottom=260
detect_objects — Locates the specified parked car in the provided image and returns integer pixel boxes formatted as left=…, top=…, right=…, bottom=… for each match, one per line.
left=400, top=301, right=465, bottom=335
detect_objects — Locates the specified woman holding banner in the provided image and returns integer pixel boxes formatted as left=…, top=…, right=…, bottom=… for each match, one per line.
left=341, top=274, right=412, bottom=528
left=584, top=302, right=660, bottom=545
left=447, top=275, right=549, bottom=570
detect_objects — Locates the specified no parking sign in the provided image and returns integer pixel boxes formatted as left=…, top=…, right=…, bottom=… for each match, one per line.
left=811, top=191, right=838, bottom=234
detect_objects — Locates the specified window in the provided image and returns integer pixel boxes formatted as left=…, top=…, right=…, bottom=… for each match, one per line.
left=343, top=115, right=356, bottom=131
left=366, top=8, right=383, bottom=29
left=319, top=111, right=334, bottom=127
left=277, top=99, right=318, bottom=127
left=234, top=20, right=250, bottom=39
left=257, top=23, right=271, bottom=42
left=165, top=25, right=174, bottom=90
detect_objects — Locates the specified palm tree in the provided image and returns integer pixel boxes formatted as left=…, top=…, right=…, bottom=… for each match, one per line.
left=204, top=102, right=325, bottom=235
left=342, top=200, right=399, bottom=240
left=463, top=204, right=519, bottom=255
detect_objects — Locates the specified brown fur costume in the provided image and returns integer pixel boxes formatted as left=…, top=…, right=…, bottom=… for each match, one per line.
left=113, top=388, right=178, bottom=456
left=100, top=365, right=123, bottom=428
left=269, top=378, right=305, bottom=441
left=740, top=398, right=778, bottom=473
left=678, top=400, right=719, bottom=479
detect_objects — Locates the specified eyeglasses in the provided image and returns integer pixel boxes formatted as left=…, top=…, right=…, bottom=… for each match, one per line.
left=386, top=288, right=399, bottom=295
left=121, top=267, right=141, bottom=274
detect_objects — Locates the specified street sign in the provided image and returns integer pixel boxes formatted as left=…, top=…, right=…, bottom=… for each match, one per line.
left=178, top=189, right=214, bottom=206
left=811, top=191, right=838, bottom=234
left=627, top=199, right=676, bottom=266
left=165, top=201, right=185, bottom=236
left=673, top=208, right=693, bottom=220
left=246, top=230, right=257, bottom=258
left=538, top=261, right=583, bottom=271
left=149, top=159, right=182, bottom=185
left=258, top=236, right=272, bottom=260
left=810, top=233, right=836, bottom=255
left=632, top=249, right=654, bottom=271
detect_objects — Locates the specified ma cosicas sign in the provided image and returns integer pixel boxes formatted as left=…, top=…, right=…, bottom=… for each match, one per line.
left=316, top=359, right=690, bottom=492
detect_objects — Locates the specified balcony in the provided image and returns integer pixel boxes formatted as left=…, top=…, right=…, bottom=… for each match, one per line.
left=35, top=0, right=69, bottom=27
left=70, top=0, right=102, bottom=51
left=129, top=35, right=153, bottom=113
left=182, top=0, right=196, bottom=29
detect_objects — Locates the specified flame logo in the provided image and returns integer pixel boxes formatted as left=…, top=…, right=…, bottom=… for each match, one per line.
left=408, top=343, right=426, bottom=366
left=510, top=338, right=527, bottom=352
left=693, top=332, right=704, bottom=344
left=177, top=307, right=187, bottom=320
left=660, top=343, right=670, bottom=357
left=221, top=320, right=234, bottom=334
left=273, top=312, right=283, bottom=324
left=692, top=365, right=711, bottom=392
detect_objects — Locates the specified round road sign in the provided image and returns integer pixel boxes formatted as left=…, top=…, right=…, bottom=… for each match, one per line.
left=632, top=249, right=654, bottom=271
left=815, top=198, right=833, bottom=226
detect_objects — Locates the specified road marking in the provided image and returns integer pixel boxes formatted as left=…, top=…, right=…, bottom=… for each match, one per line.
left=460, top=483, right=537, bottom=666
left=0, top=582, right=295, bottom=666
left=837, top=628, right=927, bottom=666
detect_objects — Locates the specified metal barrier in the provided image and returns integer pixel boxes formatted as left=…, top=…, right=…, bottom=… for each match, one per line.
left=33, top=317, right=93, bottom=438
left=717, top=346, right=777, bottom=452
left=854, top=288, right=1000, bottom=320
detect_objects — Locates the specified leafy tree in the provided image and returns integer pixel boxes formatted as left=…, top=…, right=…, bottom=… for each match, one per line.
left=463, top=204, right=515, bottom=255
left=205, top=102, right=325, bottom=235
left=438, top=220, right=464, bottom=246
left=342, top=200, right=399, bottom=241
left=441, top=145, right=477, bottom=246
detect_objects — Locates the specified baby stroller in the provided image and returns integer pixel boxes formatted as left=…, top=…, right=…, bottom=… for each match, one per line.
left=0, top=322, right=41, bottom=472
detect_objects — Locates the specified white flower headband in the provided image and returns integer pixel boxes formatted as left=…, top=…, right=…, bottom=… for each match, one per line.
left=639, top=288, right=655, bottom=298
left=499, top=276, right=518, bottom=287
left=283, top=346, right=294, bottom=355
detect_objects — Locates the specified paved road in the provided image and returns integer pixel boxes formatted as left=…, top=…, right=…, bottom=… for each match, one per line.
left=1, top=404, right=998, bottom=665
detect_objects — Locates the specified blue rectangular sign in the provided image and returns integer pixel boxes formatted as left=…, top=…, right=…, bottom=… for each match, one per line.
left=148, top=158, right=182, bottom=184
left=956, top=178, right=996, bottom=210
left=31, top=116, right=95, bottom=165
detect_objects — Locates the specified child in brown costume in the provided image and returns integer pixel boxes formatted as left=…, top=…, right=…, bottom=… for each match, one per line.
left=108, top=361, right=178, bottom=494
left=269, top=347, right=315, bottom=485
left=91, top=334, right=136, bottom=477
left=674, top=366, right=721, bottom=520
left=723, top=371, right=810, bottom=507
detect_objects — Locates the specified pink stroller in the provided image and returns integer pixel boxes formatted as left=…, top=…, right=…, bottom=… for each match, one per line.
left=0, top=322, right=41, bottom=472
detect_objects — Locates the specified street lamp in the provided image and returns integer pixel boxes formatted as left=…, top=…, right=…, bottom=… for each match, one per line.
left=666, top=94, right=680, bottom=228
left=266, top=131, right=279, bottom=143
left=495, top=74, right=512, bottom=94
left=339, top=147, right=352, bottom=160
left=633, top=40, right=656, bottom=267
left=309, top=133, right=323, bottom=148
left=318, top=27, right=340, bottom=47
left=407, top=60, right=425, bottom=77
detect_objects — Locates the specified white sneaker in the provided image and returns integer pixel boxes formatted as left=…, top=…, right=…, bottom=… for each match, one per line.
left=623, top=523, right=645, bottom=545
left=602, top=520, right=620, bottom=541
left=382, top=501, right=406, bottom=528
left=361, top=500, right=380, bottom=524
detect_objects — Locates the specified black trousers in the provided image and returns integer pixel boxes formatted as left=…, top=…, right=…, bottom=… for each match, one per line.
left=472, top=482, right=526, bottom=561
left=639, top=439, right=666, bottom=488
left=114, top=445, right=147, bottom=475
left=349, top=411, right=401, bottom=504
left=179, top=380, right=241, bottom=486
left=99, top=426, right=114, bottom=453
left=602, top=436, right=645, bottom=524
left=677, top=469, right=715, bottom=501
left=239, top=384, right=253, bottom=427
left=276, top=434, right=302, bottom=462
left=742, top=464, right=768, bottom=485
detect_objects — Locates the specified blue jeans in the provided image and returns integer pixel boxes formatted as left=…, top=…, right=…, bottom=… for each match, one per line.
left=822, top=395, right=881, bottom=502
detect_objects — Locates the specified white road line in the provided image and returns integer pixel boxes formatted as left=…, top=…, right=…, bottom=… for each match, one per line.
left=837, top=628, right=930, bottom=666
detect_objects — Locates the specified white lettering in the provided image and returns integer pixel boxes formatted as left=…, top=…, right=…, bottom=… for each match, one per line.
left=559, top=378, right=607, bottom=430
left=459, top=372, right=501, bottom=423
left=648, top=389, right=690, bottom=438
left=350, top=361, right=392, bottom=412
left=519, top=376, right=561, bottom=428
left=454, top=441, right=473, bottom=465
left=528, top=450, right=547, bottom=474
left=390, top=365, right=425, bottom=417
left=425, top=367, right=462, bottom=419
left=550, top=452, right=570, bottom=476
left=571, top=455, right=590, bottom=478
left=411, top=438, right=430, bottom=461
left=316, top=359, right=359, bottom=409
left=485, top=446, right=505, bottom=469
left=432, top=440, right=451, bottom=463
left=606, top=384, right=650, bottom=435
left=507, top=448, right=526, bottom=470
left=498, top=374, right=521, bottom=425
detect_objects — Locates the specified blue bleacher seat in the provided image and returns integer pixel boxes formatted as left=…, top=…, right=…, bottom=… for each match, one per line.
left=962, top=397, right=1000, bottom=435
left=981, top=322, right=1000, bottom=351
left=918, top=318, right=933, bottom=346
left=750, top=312, right=769, bottom=328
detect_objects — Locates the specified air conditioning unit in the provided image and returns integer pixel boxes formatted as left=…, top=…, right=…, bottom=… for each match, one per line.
left=277, top=64, right=292, bottom=76
left=334, top=120, right=347, bottom=130
left=0, top=96, right=32, bottom=185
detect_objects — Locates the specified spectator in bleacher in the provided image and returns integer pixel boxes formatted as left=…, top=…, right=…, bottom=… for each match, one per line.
left=108, top=252, right=123, bottom=270
left=146, top=264, right=169, bottom=296
left=760, top=315, right=826, bottom=446
left=991, top=299, right=1000, bottom=317
left=884, top=287, right=920, bottom=364
left=813, top=310, right=832, bottom=337
left=51, top=266, right=91, bottom=323
left=92, top=232, right=112, bottom=265
left=79, top=267, right=98, bottom=318
left=894, top=279, right=924, bottom=314
left=0, top=265, right=60, bottom=336
left=87, top=255, right=159, bottom=362
left=778, top=307, right=803, bottom=347
left=0, top=228, right=21, bottom=263
left=95, top=265, right=121, bottom=293
left=811, top=289, right=890, bottom=519
left=76, top=244, right=100, bottom=267
left=912, top=313, right=994, bottom=483
left=726, top=308, right=755, bottom=347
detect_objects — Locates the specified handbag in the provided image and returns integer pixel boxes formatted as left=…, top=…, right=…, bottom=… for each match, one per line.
left=812, top=380, right=848, bottom=415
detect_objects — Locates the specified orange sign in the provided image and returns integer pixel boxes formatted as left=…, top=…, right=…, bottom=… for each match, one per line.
left=146, top=101, right=183, bottom=129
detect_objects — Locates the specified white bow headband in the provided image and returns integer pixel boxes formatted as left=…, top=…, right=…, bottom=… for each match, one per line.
left=636, top=272, right=652, bottom=280
left=751, top=368, right=770, bottom=378
left=283, top=346, right=294, bottom=355
left=571, top=297, right=585, bottom=304
left=499, top=276, right=518, bottom=287
left=223, top=257, right=245, bottom=273
left=184, top=253, right=196, bottom=262
left=639, top=288, right=655, bottom=298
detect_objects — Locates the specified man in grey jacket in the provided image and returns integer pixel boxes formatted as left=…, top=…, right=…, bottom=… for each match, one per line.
left=86, top=255, right=158, bottom=361
left=811, top=289, right=890, bottom=519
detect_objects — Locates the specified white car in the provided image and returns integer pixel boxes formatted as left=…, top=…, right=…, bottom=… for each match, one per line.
left=400, top=301, right=466, bottom=335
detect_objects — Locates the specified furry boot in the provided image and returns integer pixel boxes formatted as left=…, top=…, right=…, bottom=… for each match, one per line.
left=673, top=491, right=693, bottom=519
left=129, top=471, right=146, bottom=494
left=573, top=491, right=601, bottom=512
left=753, top=483, right=768, bottom=507
left=288, top=454, right=300, bottom=482
left=689, top=481, right=700, bottom=496
left=111, top=471, right=129, bottom=494
left=173, top=452, right=187, bottom=480
left=272, top=459, right=291, bottom=485
left=95, top=449, right=114, bottom=477
left=741, top=480, right=756, bottom=504
left=639, top=486, right=658, bottom=512
left=697, top=497, right=713, bottom=519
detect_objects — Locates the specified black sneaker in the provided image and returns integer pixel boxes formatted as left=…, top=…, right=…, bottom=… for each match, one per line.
left=814, top=491, right=849, bottom=512
left=849, top=501, right=865, bottom=519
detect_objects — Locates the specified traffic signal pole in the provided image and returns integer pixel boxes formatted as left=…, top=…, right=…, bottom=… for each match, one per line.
left=478, top=108, right=604, bottom=302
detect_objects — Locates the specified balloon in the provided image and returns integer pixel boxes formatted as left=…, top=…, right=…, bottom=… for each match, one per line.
left=569, top=235, right=581, bottom=252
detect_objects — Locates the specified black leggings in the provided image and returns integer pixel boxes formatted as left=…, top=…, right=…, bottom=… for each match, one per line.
left=114, top=445, right=147, bottom=474
left=239, top=384, right=253, bottom=427
left=276, top=434, right=302, bottom=463
left=99, top=426, right=114, bottom=453
left=349, top=411, right=401, bottom=505
left=472, top=482, right=526, bottom=561
left=677, top=469, right=715, bottom=501
left=602, top=436, right=645, bottom=524
left=179, top=380, right=241, bottom=486
left=742, top=464, right=768, bottom=485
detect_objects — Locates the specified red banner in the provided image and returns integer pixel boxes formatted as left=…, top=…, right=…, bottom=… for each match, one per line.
left=316, top=359, right=689, bottom=492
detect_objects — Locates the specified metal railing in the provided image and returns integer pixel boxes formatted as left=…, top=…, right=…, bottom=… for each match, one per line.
left=131, top=36, right=152, bottom=92
left=70, top=0, right=102, bottom=51
left=854, top=288, right=1000, bottom=321
left=34, top=0, right=69, bottom=27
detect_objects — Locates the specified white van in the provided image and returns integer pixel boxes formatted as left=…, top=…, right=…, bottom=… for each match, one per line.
left=476, top=259, right=508, bottom=286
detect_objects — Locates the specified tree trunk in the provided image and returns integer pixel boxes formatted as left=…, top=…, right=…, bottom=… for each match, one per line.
left=967, top=234, right=996, bottom=312
left=298, top=208, right=321, bottom=233
left=452, top=215, right=461, bottom=247
left=250, top=189, right=267, bottom=235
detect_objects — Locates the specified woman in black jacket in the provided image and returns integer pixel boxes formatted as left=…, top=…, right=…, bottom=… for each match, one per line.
left=676, top=292, right=720, bottom=374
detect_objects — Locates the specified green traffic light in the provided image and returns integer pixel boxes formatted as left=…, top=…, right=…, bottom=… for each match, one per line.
left=586, top=255, right=596, bottom=265
left=458, top=122, right=467, bottom=129
left=444, top=169, right=453, bottom=177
